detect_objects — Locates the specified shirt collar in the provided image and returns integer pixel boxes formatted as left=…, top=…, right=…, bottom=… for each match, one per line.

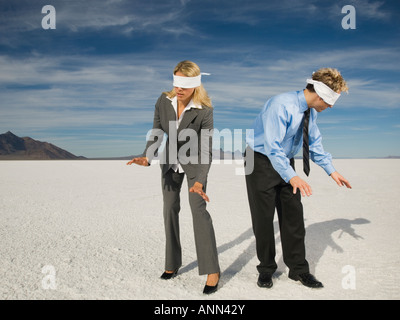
left=297, top=90, right=309, bottom=113
left=167, top=96, right=203, bottom=112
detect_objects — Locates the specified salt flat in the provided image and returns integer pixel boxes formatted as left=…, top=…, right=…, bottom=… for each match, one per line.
left=0, top=159, right=399, bottom=300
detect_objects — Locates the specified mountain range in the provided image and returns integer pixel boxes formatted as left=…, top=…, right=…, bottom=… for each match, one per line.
left=1, top=131, right=398, bottom=160
left=0, top=131, right=85, bottom=160
left=0, top=131, right=243, bottom=161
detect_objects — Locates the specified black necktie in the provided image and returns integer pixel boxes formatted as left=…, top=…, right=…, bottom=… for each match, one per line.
left=303, top=108, right=310, bottom=176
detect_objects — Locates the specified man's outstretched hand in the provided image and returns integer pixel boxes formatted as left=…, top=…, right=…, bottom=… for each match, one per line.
left=330, top=171, right=352, bottom=189
left=290, top=171, right=352, bottom=197
left=290, top=176, right=312, bottom=197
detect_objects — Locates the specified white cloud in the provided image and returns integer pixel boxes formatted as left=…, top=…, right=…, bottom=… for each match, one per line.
left=0, top=0, right=198, bottom=48
left=190, top=0, right=319, bottom=25
left=1, top=44, right=399, bottom=139
left=332, top=0, right=391, bottom=21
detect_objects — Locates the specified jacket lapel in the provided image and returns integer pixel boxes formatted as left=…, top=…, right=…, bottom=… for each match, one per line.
left=178, top=108, right=198, bottom=133
left=164, top=95, right=201, bottom=133
left=165, top=101, right=177, bottom=124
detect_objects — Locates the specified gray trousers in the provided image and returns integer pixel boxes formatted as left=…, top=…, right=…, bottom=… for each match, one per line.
left=161, top=169, right=220, bottom=275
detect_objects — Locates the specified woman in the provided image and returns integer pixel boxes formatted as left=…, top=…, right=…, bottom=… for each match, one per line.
left=127, top=61, right=220, bottom=294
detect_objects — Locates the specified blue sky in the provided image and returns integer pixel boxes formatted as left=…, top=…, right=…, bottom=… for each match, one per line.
left=0, top=0, right=399, bottom=158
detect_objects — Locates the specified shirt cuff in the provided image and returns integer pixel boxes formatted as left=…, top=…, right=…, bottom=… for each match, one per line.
left=280, top=166, right=297, bottom=183
left=321, top=163, right=336, bottom=176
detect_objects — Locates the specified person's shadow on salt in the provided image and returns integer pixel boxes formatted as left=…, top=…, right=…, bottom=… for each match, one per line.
left=180, top=218, right=369, bottom=288
left=218, top=221, right=279, bottom=286
left=218, top=218, right=370, bottom=286
left=276, top=218, right=370, bottom=275
left=180, top=227, right=256, bottom=276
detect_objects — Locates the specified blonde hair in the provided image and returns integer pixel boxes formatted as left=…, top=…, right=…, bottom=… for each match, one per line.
left=164, top=60, right=213, bottom=108
left=308, top=68, right=349, bottom=93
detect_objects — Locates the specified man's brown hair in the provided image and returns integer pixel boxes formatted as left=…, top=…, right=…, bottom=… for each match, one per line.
left=306, top=68, right=349, bottom=93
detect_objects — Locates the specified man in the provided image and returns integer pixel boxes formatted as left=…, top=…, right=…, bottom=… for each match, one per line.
left=245, top=68, right=352, bottom=289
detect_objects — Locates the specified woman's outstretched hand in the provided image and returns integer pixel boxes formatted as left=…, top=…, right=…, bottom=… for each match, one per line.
left=126, top=157, right=149, bottom=166
left=190, top=181, right=210, bottom=202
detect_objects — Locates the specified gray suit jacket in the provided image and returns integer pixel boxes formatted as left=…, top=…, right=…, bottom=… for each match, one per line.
left=142, top=94, right=213, bottom=185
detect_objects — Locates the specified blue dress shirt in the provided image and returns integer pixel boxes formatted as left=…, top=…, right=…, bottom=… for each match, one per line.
left=246, top=90, right=335, bottom=183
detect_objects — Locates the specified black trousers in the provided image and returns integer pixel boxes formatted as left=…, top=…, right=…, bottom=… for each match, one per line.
left=244, top=147, right=309, bottom=277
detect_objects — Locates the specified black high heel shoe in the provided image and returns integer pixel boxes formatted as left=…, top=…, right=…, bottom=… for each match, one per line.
left=160, top=268, right=179, bottom=280
left=203, top=273, right=220, bottom=294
